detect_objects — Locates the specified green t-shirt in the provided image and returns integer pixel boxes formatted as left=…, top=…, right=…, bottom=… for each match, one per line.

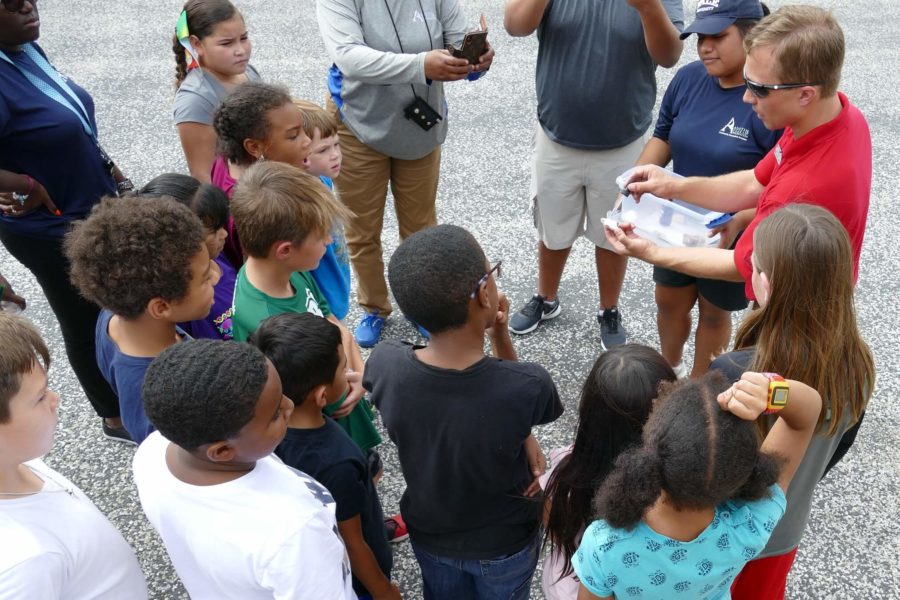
left=232, top=270, right=331, bottom=342
left=232, top=268, right=381, bottom=451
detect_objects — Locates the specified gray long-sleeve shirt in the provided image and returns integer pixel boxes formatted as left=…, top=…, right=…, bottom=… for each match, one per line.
left=317, top=0, right=471, bottom=159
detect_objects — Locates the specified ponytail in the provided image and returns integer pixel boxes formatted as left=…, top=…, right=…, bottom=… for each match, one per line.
left=594, top=447, right=663, bottom=530
left=735, top=450, right=781, bottom=501
left=173, top=33, right=189, bottom=88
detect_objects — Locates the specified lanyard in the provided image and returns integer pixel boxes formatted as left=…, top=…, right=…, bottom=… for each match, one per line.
left=0, top=43, right=95, bottom=140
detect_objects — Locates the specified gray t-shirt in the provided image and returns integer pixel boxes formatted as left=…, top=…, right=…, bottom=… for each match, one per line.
left=710, top=348, right=858, bottom=558
left=173, top=64, right=261, bottom=126
left=535, top=0, right=683, bottom=150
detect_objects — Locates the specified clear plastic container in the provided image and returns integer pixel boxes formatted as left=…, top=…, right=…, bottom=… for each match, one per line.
left=609, top=168, right=730, bottom=248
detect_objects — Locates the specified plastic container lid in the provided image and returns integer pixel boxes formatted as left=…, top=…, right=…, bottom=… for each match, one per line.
left=610, top=168, right=732, bottom=248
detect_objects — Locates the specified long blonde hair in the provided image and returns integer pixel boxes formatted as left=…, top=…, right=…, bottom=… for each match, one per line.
left=734, top=204, right=874, bottom=435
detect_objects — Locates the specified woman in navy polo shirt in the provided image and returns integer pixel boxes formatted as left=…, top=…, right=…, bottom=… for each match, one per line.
left=633, top=0, right=780, bottom=378
left=0, top=0, right=132, bottom=442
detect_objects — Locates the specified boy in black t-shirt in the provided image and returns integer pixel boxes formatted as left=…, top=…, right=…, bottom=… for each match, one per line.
left=365, top=224, right=564, bottom=599
left=249, top=313, right=399, bottom=600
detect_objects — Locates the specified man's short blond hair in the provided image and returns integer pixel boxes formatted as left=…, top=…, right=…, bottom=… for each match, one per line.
left=232, top=162, right=353, bottom=258
left=744, top=5, right=844, bottom=97
left=292, top=99, right=338, bottom=140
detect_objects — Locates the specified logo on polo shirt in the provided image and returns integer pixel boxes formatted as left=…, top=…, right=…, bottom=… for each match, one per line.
left=698, top=0, right=721, bottom=12
left=719, top=117, right=750, bottom=142
left=413, top=8, right=436, bottom=22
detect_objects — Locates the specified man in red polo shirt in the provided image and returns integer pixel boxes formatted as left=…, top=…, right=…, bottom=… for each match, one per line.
left=606, top=7, right=870, bottom=600
left=607, top=5, right=870, bottom=302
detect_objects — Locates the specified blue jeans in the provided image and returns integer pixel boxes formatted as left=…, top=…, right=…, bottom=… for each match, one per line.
left=411, top=532, right=541, bottom=600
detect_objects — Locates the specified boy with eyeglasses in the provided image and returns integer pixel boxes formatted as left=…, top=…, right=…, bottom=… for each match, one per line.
left=364, top=224, right=563, bottom=599
left=607, top=5, right=870, bottom=305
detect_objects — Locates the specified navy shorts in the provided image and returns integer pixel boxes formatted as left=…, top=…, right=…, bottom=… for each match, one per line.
left=653, top=266, right=749, bottom=312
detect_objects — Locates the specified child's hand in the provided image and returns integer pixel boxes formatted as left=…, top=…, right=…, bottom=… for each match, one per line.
left=522, top=433, right=547, bottom=497
left=332, top=370, right=364, bottom=418
left=0, top=273, right=26, bottom=310
left=717, top=372, right=769, bottom=421
left=489, top=293, right=511, bottom=333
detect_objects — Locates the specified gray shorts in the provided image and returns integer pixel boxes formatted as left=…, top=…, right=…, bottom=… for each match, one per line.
left=531, top=124, right=649, bottom=250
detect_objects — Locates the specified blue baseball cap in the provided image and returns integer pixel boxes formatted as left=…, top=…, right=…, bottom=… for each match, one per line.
left=679, top=0, right=765, bottom=40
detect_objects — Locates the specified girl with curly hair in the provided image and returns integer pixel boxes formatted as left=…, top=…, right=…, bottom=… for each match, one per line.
left=209, top=81, right=310, bottom=268
left=572, top=369, right=821, bottom=600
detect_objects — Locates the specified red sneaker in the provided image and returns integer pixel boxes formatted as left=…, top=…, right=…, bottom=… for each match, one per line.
left=384, top=515, right=409, bottom=544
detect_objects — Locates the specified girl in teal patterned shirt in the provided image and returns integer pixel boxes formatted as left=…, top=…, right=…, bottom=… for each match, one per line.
left=573, top=370, right=821, bottom=600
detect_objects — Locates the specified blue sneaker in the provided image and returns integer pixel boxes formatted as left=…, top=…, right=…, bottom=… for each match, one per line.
left=355, top=312, right=385, bottom=348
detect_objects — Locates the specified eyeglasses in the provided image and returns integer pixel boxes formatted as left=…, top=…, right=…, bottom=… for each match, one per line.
left=470, top=261, right=502, bottom=298
left=1, top=0, right=36, bottom=13
left=743, top=71, right=823, bottom=99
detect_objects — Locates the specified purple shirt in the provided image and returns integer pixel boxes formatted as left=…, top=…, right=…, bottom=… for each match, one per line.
left=178, top=255, right=236, bottom=340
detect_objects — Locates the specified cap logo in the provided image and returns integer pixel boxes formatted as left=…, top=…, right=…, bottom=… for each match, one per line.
left=697, top=0, right=721, bottom=12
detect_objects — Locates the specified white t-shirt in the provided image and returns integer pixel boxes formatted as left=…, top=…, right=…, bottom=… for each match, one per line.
left=132, top=432, right=354, bottom=600
left=0, top=459, right=148, bottom=600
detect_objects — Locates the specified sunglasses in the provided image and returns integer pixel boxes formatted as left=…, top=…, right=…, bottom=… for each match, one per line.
left=470, top=261, right=502, bottom=298
left=1, top=0, right=36, bottom=12
left=743, top=71, right=823, bottom=99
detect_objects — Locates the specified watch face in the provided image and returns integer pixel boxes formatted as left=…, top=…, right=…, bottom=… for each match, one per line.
left=772, top=387, right=789, bottom=407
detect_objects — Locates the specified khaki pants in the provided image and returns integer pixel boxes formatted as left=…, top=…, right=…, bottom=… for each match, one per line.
left=333, top=111, right=441, bottom=316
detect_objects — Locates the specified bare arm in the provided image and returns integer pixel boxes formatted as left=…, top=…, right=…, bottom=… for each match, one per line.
left=634, top=136, right=672, bottom=168
left=328, top=315, right=365, bottom=418
left=504, top=0, right=551, bottom=37
left=338, top=516, right=402, bottom=600
left=629, top=0, right=683, bottom=67
left=627, top=166, right=764, bottom=213
left=718, top=373, right=822, bottom=492
left=177, top=123, right=217, bottom=184
left=605, top=223, right=744, bottom=282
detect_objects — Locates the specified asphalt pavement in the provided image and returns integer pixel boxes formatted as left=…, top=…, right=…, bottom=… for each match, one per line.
left=2, top=0, right=898, bottom=598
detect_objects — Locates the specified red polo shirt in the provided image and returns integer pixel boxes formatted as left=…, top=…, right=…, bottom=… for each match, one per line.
left=734, top=92, right=871, bottom=299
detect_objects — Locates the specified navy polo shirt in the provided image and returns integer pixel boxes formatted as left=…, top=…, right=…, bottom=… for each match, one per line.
left=654, top=60, right=782, bottom=177
left=0, top=43, right=115, bottom=239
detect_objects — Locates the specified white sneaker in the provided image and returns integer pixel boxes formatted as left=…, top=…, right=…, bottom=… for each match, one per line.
left=672, top=362, right=688, bottom=379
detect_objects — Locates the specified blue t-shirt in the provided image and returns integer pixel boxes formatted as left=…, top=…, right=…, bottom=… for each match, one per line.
left=0, top=43, right=116, bottom=239
left=573, top=485, right=787, bottom=599
left=95, top=310, right=188, bottom=444
left=654, top=61, right=782, bottom=177
left=310, top=176, right=352, bottom=320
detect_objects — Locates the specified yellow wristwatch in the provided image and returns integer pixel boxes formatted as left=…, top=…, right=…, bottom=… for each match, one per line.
left=763, top=373, right=789, bottom=414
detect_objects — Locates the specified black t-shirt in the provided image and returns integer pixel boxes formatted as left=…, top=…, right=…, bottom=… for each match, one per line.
left=275, top=419, right=391, bottom=596
left=363, top=340, right=564, bottom=559
left=710, top=348, right=754, bottom=381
